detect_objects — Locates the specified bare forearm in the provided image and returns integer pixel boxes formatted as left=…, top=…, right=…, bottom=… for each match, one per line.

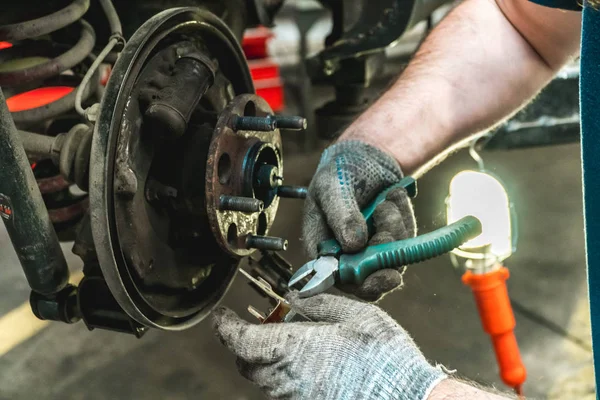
left=340, top=0, right=580, bottom=176
left=428, top=379, right=513, bottom=400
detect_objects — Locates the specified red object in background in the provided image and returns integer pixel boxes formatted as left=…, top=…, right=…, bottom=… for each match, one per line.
left=249, top=60, right=280, bottom=81
left=242, top=27, right=274, bottom=59
left=462, top=266, right=527, bottom=395
left=0, top=41, right=12, bottom=50
left=256, top=82, right=284, bottom=112
left=101, top=65, right=112, bottom=86
left=249, top=59, right=284, bottom=112
left=243, top=28, right=284, bottom=112
left=6, top=86, right=74, bottom=112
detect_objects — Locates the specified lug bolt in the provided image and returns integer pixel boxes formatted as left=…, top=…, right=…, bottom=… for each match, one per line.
left=219, top=195, right=264, bottom=212
left=232, top=115, right=307, bottom=132
left=273, top=115, right=307, bottom=130
left=277, top=185, right=308, bottom=199
left=246, top=235, right=288, bottom=251
left=233, top=116, right=277, bottom=132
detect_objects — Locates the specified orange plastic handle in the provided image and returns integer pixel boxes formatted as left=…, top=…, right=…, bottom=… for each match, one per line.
left=462, top=266, right=526, bottom=391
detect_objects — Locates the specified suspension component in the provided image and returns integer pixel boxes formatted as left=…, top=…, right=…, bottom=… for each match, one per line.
left=0, top=89, right=69, bottom=295
left=0, top=0, right=101, bottom=237
left=19, top=124, right=92, bottom=191
left=0, top=0, right=98, bottom=126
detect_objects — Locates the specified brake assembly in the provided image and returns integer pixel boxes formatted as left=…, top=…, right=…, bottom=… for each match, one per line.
left=51, top=8, right=304, bottom=333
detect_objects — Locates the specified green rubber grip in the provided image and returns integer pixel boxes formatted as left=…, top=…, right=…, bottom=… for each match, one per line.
left=338, top=216, right=482, bottom=285
left=317, top=177, right=417, bottom=257
left=362, top=177, right=416, bottom=235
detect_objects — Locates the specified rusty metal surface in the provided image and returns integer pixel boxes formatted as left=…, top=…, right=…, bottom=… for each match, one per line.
left=238, top=268, right=292, bottom=324
left=37, top=175, right=71, bottom=194
left=90, top=7, right=253, bottom=330
left=47, top=197, right=89, bottom=224
left=205, top=94, right=282, bottom=257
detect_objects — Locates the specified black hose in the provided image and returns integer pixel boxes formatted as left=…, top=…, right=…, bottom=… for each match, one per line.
left=0, top=20, right=96, bottom=87
left=0, top=0, right=90, bottom=41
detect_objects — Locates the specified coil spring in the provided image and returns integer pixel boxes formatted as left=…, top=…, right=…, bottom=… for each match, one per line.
left=0, top=0, right=96, bottom=237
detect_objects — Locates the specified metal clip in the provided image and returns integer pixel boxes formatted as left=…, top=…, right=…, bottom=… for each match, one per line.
left=238, top=268, right=308, bottom=323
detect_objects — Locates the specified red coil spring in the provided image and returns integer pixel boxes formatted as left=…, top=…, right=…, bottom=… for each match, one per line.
left=0, top=0, right=97, bottom=237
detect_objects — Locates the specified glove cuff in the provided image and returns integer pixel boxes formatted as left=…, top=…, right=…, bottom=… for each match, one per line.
left=320, top=140, right=404, bottom=179
left=386, top=361, right=447, bottom=400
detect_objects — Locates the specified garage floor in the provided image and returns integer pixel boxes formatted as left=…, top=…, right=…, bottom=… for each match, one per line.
left=0, top=139, right=594, bottom=399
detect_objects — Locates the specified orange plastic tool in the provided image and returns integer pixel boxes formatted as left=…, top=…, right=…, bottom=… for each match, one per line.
left=462, top=266, right=526, bottom=394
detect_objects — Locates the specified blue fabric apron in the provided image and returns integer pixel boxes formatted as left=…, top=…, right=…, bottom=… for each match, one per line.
left=525, top=1, right=599, bottom=394
left=580, top=7, right=600, bottom=396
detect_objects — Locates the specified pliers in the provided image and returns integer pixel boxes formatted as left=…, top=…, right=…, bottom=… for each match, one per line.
left=289, top=177, right=482, bottom=298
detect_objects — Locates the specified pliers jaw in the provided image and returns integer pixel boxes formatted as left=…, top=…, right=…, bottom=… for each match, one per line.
left=288, top=256, right=339, bottom=298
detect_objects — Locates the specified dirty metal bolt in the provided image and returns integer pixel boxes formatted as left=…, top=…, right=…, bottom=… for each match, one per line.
left=233, top=115, right=277, bottom=132
left=277, top=185, right=308, bottom=199
left=246, top=235, right=288, bottom=251
left=219, top=195, right=264, bottom=213
left=256, top=165, right=282, bottom=189
left=273, top=115, right=307, bottom=131
left=233, top=115, right=308, bottom=132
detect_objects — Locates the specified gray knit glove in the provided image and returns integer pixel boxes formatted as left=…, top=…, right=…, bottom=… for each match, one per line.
left=303, top=140, right=416, bottom=301
left=212, top=292, right=446, bottom=400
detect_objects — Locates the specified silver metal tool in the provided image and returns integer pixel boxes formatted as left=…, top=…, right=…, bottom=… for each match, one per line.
left=239, top=268, right=309, bottom=323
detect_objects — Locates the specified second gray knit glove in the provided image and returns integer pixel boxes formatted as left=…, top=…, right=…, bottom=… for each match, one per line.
left=303, top=140, right=416, bottom=301
left=212, top=292, right=446, bottom=400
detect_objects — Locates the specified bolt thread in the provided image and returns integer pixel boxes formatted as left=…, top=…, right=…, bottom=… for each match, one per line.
left=219, top=195, right=264, bottom=212
left=274, top=116, right=307, bottom=130
left=246, top=235, right=288, bottom=251
left=233, top=116, right=277, bottom=132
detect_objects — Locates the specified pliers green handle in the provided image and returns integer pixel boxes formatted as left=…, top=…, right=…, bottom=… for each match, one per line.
left=289, top=177, right=482, bottom=298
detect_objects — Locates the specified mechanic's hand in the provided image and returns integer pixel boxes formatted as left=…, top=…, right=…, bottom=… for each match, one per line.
left=303, top=140, right=416, bottom=301
left=212, top=292, right=446, bottom=400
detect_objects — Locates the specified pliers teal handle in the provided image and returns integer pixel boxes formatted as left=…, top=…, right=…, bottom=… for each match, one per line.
left=317, top=177, right=418, bottom=257
left=289, top=177, right=482, bottom=298
left=337, top=216, right=481, bottom=285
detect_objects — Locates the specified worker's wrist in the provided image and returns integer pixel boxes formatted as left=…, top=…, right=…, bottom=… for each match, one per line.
left=336, top=83, right=459, bottom=177
left=336, top=132, right=421, bottom=176
left=427, top=379, right=513, bottom=400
